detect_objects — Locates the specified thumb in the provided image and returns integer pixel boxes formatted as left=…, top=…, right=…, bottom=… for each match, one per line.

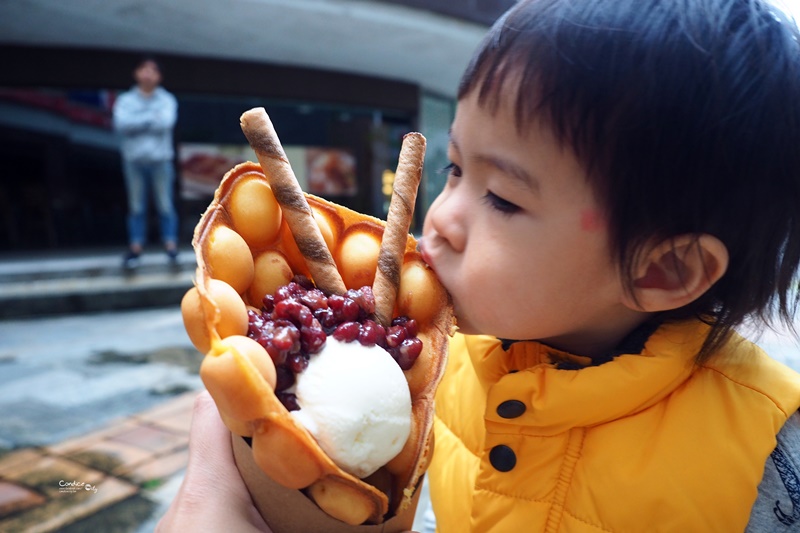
left=180, top=390, right=242, bottom=492
left=157, top=391, right=270, bottom=532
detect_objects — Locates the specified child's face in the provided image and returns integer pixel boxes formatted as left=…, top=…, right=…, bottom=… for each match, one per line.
left=421, top=90, right=643, bottom=355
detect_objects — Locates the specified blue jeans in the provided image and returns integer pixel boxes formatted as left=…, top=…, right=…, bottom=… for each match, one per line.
left=122, top=159, right=178, bottom=247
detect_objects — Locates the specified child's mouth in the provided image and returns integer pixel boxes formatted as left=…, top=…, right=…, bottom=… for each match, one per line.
left=416, top=238, right=437, bottom=273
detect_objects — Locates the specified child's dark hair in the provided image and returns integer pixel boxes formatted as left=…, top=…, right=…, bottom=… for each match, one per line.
left=461, top=0, right=800, bottom=361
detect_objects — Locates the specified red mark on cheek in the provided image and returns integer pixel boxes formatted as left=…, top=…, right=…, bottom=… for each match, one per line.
left=580, top=210, right=605, bottom=232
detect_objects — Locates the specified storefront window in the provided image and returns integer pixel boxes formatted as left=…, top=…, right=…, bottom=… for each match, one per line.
left=0, top=88, right=416, bottom=250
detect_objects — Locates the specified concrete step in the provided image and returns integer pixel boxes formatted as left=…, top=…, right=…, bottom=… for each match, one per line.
left=0, top=248, right=198, bottom=319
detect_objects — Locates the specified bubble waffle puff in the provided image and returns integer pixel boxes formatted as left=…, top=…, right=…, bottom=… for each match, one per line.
left=183, top=161, right=454, bottom=525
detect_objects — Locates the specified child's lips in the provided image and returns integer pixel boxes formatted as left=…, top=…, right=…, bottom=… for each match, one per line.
left=417, top=238, right=437, bottom=273
left=418, top=238, right=461, bottom=324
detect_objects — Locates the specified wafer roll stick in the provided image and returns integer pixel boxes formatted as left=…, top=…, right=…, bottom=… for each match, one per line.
left=240, top=108, right=347, bottom=296
left=373, top=132, right=426, bottom=326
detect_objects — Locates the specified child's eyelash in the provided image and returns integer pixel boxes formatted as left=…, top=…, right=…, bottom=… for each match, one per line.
left=440, top=162, right=461, bottom=176
left=482, top=191, right=520, bottom=215
left=440, top=162, right=519, bottom=215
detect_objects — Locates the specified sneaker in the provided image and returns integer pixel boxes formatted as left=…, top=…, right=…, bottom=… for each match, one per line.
left=166, top=248, right=179, bottom=265
left=123, top=250, right=141, bottom=269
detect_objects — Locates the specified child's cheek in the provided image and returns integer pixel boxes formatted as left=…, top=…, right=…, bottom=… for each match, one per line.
left=580, top=209, right=605, bottom=232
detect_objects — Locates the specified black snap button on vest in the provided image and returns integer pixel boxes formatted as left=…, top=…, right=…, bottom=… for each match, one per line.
left=489, top=445, right=516, bottom=472
left=497, top=399, right=526, bottom=419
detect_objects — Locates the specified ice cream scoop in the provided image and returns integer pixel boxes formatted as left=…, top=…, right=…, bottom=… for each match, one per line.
left=290, top=337, right=412, bottom=479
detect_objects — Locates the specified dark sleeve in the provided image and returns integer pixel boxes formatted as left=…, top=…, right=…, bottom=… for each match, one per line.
left=746, top=411, right=800, bottom=532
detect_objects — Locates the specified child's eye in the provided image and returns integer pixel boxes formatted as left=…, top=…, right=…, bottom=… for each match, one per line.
left=482, top=191, right=521, bottom=215
left=441, top=162, right=462, bottom=178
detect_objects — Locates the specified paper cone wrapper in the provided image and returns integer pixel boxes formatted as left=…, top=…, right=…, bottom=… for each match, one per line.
left=232, top=434, right=422, bottom=533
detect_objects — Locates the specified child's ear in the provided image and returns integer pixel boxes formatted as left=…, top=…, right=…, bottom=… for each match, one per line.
left=624, top=234, right=729, bottom=312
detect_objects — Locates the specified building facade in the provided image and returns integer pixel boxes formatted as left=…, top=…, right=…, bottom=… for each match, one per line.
left=0, top=0, right=513, bottom=251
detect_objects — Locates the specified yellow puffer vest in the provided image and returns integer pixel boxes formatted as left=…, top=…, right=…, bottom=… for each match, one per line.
left=429, top=321, right=800, bottom=532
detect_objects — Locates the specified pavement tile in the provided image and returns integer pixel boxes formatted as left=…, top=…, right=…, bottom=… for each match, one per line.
left=0, top=480, right=45, bottom=516
left=0, top=455, right=104, bottom=498
left=120, top=447, right=189, bottom=485
left=45, top=419, right=140, bottom=456
left=0, top=449, right=45, bottom=477
left=109, top=424, right=186, bottom=456
left=144, top=407, right=193, bottom=435
left=0, top=475, right=137, bottom=533
left=134, top=391, right=198, bottom=424
left=66, top=439, right=153, bottom=477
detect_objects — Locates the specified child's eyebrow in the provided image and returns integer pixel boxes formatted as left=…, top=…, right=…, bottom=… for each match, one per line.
left=449, top=132, right=540, bottom=193
left=475, top=154, right=540, bottom=194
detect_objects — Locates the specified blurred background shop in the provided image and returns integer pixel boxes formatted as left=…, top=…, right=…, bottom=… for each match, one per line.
left=0, top=0, right=514, bottom=252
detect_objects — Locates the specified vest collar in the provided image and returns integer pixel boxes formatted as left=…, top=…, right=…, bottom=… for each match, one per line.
left=469, top=320, right=710, bottom=432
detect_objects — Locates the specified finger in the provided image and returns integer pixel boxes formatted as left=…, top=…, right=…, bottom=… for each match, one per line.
left=186, top=390, right=232, bottom=466
left=180, top=390, right=249, bottom=497
left=158, top=391, right=272, bottom=531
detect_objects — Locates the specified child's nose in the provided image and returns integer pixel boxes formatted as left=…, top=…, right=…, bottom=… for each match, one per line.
left=425, top=189, right=467, bottom=252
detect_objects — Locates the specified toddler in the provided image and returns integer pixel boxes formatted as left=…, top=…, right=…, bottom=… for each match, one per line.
left=421, top=0, right=800, bottom=531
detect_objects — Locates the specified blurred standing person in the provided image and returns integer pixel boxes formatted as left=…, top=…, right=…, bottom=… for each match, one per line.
left=113, top=57, right=179, bottom=269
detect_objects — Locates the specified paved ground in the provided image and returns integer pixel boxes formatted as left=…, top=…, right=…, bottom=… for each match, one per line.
left=0, top=306, right=797, bottom=532
left=0, top=307, right=201, bottom=532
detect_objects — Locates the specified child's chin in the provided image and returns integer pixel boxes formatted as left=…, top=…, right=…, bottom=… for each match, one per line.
left=452, top=315, right=479, bottom=336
